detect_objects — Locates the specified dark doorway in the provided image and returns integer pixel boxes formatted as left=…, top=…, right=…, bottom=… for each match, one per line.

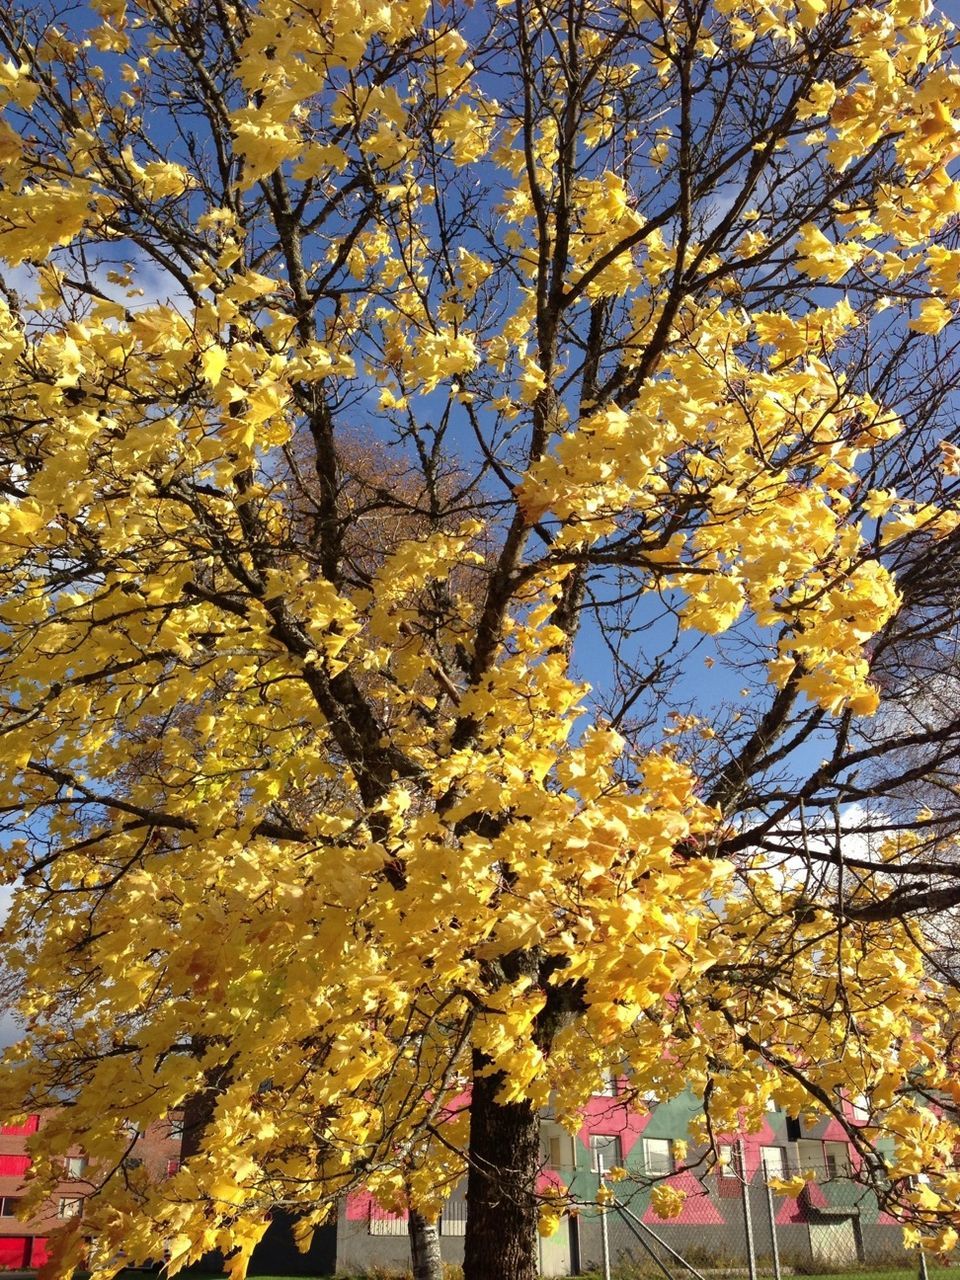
left=568, top=1213, right=581, bottom=1276
left=251, top=1210, right=337, bottom=1275
left=192, top=1212, right=337, bottom=1276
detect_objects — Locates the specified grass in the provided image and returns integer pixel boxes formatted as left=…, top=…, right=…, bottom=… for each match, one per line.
left=788, top=1274, right=955, bottom=1280
left=129, top=1269, right=957, bottom=1280
left=160, top=1272, right=957, bottom=1280
left=573, top=1271, right=956, bottom=1280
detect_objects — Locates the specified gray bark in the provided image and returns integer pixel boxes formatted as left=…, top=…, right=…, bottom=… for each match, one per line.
left=409, top=1206, right=443, bottom=1280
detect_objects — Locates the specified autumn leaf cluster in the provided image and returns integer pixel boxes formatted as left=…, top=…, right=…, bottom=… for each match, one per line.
left=0, top=0, right=959, bottom=1274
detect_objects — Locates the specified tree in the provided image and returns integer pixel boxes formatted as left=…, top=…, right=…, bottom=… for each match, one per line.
left=2, top=2, right=960, bottom=1278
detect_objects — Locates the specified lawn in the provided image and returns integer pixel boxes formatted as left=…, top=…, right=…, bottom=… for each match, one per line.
left=572, top=1272, right=954, bottom=1280
left=160, top=1271, right=956, bottom=1280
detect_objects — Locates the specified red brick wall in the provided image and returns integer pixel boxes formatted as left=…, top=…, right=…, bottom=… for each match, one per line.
left=0, top=1112, right=183, bottom=1266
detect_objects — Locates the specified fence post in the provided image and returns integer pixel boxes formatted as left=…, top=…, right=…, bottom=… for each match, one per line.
left=764, top=1175, right=782, bottom=1280
left=598, top=1155, right=612, bottom=1280
left=738, top=1140, right=758, bottom=1280
left=911, top=1176, right=930, bottom=1280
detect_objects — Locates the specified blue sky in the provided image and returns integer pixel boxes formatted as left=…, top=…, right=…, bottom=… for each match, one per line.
left=0, top=885, right=18, bottom=1048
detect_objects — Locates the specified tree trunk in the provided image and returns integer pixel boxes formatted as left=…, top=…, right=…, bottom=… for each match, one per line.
left=463, top=1050, right=541, bottom=1280
left=408, top=1207, right=443, bottom=1280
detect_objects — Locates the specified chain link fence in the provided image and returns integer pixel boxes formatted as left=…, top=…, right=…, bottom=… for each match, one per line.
left=573, top=1158, right=942, bottom=1280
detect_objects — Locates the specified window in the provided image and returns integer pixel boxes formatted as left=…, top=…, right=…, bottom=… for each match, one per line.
left=368, top=1208, right=408, bottom=1236
left=168, top=1115, right=185, bottom=1140
left=543, top=1128, right=576, bottom=1171
left=796, top=1138, right=824, bottom=1175
left=851, top=1094, right=870, bottom=1123
left=641, top=1137, right=673, bottom=1176
left=58, top=1197, right=83, bottom=1219
left=761, top=1146, right=785, bottom=1179
left=589, top=1133, right=622, bottom=1174
left=165, top=1159, right=181, bottom=1178
left=440, top=1183, right=467, bottom=1237
left=121, top=1121, right=142, bottom=1139
left=825, top=1142, right=852, bottom=1179
left=716, top=1144, right=737, bottom=1177
left=597, top=1070, right=619, bottom=1097
left=65, top=1156, right=87, bottom=1179
left=765, top=1097, right=780, bottom=1112
left=0, top=1197, right=20, bottom=1217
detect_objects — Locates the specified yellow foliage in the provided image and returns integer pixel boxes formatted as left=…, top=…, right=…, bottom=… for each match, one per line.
left=650, top=1186, right=686, bottom=1219
left=0, top=0, right=956, bottom=1273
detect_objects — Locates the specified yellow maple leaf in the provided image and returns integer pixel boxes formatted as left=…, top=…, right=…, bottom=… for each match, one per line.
left=200, top=344, right=229, bottom=387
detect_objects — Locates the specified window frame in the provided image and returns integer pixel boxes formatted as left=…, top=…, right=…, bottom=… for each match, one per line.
left=596, top=1070, right=619, bottom=1097
left=439, top=1183, right=467, bottom=1237
left=824, top=1141, right=852, bottom=1179
left=542, top=1122, right=577, bottom=1171
left=589, top=1132, right=623, bottom=1174
left=641, top=1136, right=674, bottom=1177
left=716, top=1143, right=738, bottom=1177
left=796, top=1137, right=825, bottom=1176
left=368, top=1207, right=408, bottom=1236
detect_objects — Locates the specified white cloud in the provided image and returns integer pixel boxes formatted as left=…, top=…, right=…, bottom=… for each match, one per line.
left=752, top=801, right=895, bottom=898
left=1, top=247, right=188, bottom=320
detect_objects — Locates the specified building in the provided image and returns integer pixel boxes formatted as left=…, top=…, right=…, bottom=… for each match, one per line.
left=0, top=1089, right=913, bottom=1277
left=0, top=1112, right=338, bottom=1276
left=0, top=1113, right=184, bottom=1269
left=337, top=1084, right=911, bottom=1276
